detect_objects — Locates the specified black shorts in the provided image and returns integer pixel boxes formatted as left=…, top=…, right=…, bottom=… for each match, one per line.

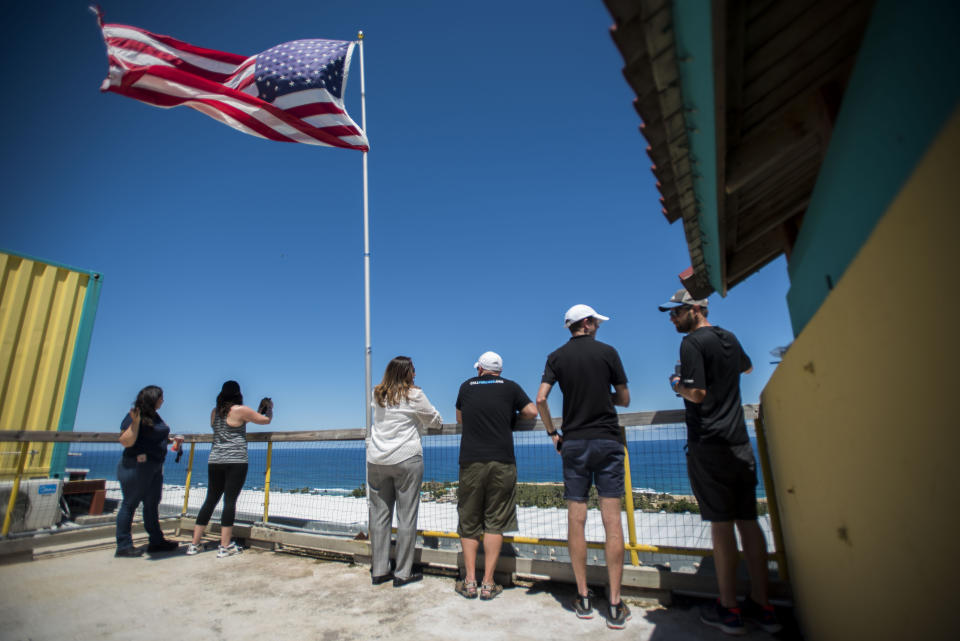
left=686, top=442, right=758, bottom=521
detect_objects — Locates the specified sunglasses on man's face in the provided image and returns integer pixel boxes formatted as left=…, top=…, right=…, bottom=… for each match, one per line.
left=669, top=306, right=691, bottom=318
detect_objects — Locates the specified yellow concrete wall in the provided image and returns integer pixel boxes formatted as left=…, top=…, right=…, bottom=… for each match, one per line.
left=0, top=253, right=95, bottom=479
left=761, top=109, right=960, bottom=640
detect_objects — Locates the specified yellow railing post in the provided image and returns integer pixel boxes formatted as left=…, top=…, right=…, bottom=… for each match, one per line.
left=2, top=442, right=31, bottom=537
left=622, top=442, right=641, bottom=566
left=263, top=441, right=273, bottom=523
left=754, top=407, right=790, bottom=584
left=181, top=442, right=196, bottom=516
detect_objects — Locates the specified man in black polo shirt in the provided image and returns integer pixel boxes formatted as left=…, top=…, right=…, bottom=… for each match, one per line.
left=536, top=304, right=632, bottom=629
left=660, top=288, right=780, bottom=635
left=455, top=351, right=537, bottom=600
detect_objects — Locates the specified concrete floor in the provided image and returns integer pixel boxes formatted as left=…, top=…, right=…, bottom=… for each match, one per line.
left=0, top=533, right=792, bottom=641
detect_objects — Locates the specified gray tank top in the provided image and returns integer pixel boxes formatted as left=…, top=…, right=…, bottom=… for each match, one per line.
left=208, top=411, right=248, bottom=464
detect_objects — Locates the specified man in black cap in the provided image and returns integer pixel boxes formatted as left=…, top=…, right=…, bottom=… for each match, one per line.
left=659, top=289, right=780, bottom=636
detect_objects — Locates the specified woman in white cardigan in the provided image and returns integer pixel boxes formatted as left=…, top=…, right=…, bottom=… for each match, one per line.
left=366, top=356, right=442, bottom=587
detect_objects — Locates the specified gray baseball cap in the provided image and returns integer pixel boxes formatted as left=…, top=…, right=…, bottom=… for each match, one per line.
left=658, top=288, right=709, bottom=311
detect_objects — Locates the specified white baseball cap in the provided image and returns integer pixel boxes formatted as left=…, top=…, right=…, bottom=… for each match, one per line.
left=564, top=304, right=610, bottom=328
left=473, top=351, right=503, bottom=372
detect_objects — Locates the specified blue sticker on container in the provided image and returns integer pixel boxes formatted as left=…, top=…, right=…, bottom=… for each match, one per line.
left=37, top=484, right=58, bottom=495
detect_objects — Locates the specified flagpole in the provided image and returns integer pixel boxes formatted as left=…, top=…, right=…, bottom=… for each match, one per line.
left=358, top=31, right=372, bottom=432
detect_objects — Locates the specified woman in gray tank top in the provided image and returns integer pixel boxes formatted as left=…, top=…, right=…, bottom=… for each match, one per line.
left=188, top=380, right=273, bottom=557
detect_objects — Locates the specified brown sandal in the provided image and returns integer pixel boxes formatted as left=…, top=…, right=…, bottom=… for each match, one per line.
left=455, top=580, right=478, bottom=599
left=479, top=583, right=502, bottom=600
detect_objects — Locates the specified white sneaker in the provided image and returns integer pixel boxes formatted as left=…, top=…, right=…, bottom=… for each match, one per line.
left=186, top=543, right=201, bottom=556
left=217, top=542, right=243, bottom=558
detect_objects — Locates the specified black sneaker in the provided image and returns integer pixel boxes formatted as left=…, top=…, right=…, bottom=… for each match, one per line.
left=606, top=600, right=632, bottom=629
left=147, top=540, right=179, bottom=553
left=115, top=546, right=144, bottom=558
left=572, top=590, right=594, bottom=619
left=742, top=597, right=783, bottom=633
left=701, top=600, right=746, bottom=636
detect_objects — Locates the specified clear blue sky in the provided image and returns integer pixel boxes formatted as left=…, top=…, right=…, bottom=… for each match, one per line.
left=2, top=1, right=794, bottom=432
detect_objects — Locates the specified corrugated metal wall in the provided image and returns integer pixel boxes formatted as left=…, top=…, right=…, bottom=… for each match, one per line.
left=0, top=251, right=102, bottom=479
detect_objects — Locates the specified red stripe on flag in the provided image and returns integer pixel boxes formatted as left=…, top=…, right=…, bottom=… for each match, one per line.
left=311, top=124, right=364, bottom=138
left=107, top=84, right=304, bottom=144
left=103, top=22, right=247, bottom=66
left=106, top=36, right=236, bottom=82
left=235, top=73, right=256, bottom=91
left=285, top=102, right=347, bottom=118
left=285, top=104, right=365, bottom=137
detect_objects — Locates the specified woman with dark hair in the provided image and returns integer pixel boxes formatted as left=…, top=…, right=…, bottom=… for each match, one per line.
left=366, top=356, right=442, bottom=587
left=116, top=385, right=179, bottom=557
left=188, top=380, right=272, bottom=558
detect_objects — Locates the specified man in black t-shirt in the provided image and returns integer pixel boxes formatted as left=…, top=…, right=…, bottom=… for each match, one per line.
left=536, top=305, right=632, bottom=629
left=455, top=351, right=537, bottom=600
left=660, top=288, right=781, bottom=635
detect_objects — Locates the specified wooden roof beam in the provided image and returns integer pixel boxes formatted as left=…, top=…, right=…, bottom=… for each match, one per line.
left=725, top=122, right=815, bottom=195
left=736, top=198, right=810, bottom=249
left=726, top=229, right=786, bottom=285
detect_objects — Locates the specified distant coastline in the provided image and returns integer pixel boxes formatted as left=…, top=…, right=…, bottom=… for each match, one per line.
left=72, top=437, right=768, bottom=499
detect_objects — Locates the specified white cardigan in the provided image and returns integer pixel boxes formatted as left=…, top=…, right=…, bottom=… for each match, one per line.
left=366, top=387, right=443, bottom=465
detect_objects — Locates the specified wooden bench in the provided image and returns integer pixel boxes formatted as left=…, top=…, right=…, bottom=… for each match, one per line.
left=62, top=479, right=107, bottom=515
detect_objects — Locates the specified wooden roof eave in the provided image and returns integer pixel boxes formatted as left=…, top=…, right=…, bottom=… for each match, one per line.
left=607, top=0, right=714, bottom=298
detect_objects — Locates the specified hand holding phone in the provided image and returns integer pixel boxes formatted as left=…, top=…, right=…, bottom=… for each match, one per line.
left=258, top=397, right=273, bottom=418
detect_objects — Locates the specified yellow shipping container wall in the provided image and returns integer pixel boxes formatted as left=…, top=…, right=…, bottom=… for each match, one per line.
left=0, top=250, right=102, bottom=480
left=760, top=109, right=960, bottom=640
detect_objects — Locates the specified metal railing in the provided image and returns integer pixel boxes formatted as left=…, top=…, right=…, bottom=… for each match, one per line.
left=0, top=406, right=785, bottom=577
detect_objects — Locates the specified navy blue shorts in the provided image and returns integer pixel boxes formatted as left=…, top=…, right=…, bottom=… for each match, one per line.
left=561, top=438, right=624, bottom=501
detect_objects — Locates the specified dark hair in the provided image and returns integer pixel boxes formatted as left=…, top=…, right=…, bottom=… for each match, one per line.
left=568, top=316, right=595, bottom=334
left=373, top=356, right=415, bottom=407
left=134, top=385, right=163, bottom=428
left=216, top=380, right=243, bottom=419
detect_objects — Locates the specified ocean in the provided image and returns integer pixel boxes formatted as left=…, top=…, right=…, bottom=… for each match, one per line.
left=67, top=432, right=767, bottom=498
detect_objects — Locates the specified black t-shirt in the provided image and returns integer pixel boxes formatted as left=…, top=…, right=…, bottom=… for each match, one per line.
left=456, top=375, right=532, bottom=464
left=679, top=326, right=752, bottom=445
left=541, top=335, right=628, bottom=441
left=120, top=413, right=170, bottom=463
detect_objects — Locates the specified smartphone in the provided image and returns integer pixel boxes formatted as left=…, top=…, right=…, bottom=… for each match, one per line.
left=258, top=397, right=272, bottom=415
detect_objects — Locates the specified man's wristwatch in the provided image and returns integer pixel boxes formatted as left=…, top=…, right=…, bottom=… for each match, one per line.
left=546, top=430, right=558, bottom=436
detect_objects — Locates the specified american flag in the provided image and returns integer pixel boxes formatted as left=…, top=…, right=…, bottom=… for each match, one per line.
left=94, top=8, right=368, bottom=151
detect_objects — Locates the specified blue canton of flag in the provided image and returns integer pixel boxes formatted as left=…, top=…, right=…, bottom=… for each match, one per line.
left=256, top=39, right=350, bottom=103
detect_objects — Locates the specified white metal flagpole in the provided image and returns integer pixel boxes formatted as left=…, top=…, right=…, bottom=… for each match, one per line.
left=358, top=31, right=372, bottom=432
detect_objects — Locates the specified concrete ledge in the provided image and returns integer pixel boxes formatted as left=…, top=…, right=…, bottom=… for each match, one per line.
left=179, top=518, right=783, bottom=603
left=2, top=516, right=791, bottom=605
left=0, top=517, right=181, bottom=558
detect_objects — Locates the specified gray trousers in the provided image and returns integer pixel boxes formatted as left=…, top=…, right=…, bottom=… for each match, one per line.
left=367, top=454, right=423, bottom=579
